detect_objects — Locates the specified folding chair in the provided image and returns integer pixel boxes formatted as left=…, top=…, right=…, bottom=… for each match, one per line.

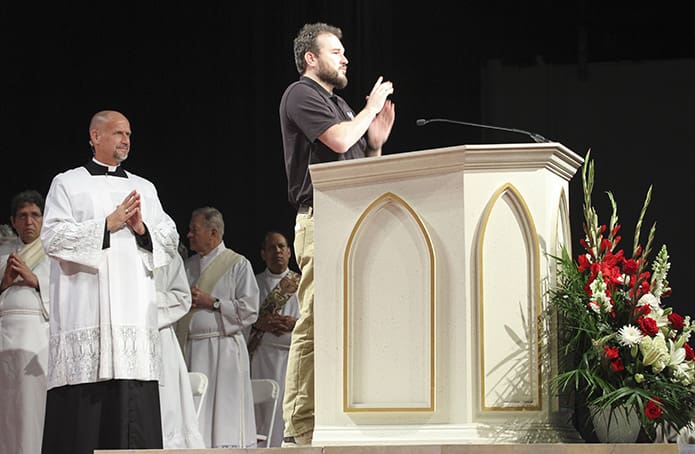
left=251, top=378, right=280, bottom=447
left=188, top=371, right=208, bottom=419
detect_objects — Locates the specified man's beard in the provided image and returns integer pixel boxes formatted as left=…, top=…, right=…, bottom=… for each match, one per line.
left=317, top=61, right=347, bottom=89
left=113, top=148, right=129, bottom=163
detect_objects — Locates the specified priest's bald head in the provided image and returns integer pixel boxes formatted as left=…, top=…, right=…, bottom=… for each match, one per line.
left=88, top=110, right=131, bottom=166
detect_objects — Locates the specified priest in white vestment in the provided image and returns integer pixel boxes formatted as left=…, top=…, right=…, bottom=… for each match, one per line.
left=179, top=206, right=259, bottom=448
left=155, top=243, right=205, bottom=449
left=248, top=231, right=300, bottom=447
left=0, top=190, right=49, bottom=454
left=40, top=110, right=179, bottom=454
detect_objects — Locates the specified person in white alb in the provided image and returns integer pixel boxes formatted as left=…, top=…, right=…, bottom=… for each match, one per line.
left=156, top=241, right=205, bottom=449
left=248, top=230, right=300, bottom=447
left=178, top=206, right=259, bottom=448
left=0, top=190, right=50, bottom=454
left=40, top=110, right=179, bottom=454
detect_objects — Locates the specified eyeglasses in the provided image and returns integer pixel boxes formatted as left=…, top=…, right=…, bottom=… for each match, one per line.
left=14, top=212, right=43, bottom=221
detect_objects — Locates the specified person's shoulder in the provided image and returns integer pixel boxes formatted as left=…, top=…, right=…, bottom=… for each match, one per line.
left=283, top=77, right=320, bottom=99
left=125, top=171, right=157, bottom=189
left=236, top=250, right=253, bottom=264
left=50, top=165, right=88, bottom=184
left=124, top=170, right=146, bottom=182
left=227, top=248, right=253, bottom=266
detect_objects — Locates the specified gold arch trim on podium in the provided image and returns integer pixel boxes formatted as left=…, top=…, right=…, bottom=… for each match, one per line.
left=476, top=183, right=542, bottom=412
left=342, top=191, right=436, bottom=413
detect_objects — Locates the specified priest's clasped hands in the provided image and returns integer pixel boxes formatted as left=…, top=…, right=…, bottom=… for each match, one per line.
left=106, top=190, right=145, bottom=235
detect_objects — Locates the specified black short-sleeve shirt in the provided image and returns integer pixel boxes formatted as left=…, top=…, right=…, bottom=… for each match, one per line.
left=279, top=76, right=368, bottom=209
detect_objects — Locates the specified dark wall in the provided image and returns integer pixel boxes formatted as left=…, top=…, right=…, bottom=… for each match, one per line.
left=1, top=2, right=692, bottom=300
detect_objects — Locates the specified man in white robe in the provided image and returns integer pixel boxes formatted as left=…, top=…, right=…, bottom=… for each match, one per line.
left=179, top=206, right=259, bottom=448
left=40, top=110, right=179, bottom=454
left=155, top=242, right=205, bottom=449
left=0, top=190, right=49, bottom=454
left=248, top=230, right=300, bottom=447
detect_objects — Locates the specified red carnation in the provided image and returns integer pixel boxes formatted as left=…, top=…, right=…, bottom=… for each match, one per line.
left=604, top=346, right=620, bottom=359
left=685, top=343, right=695, bottom=361
left=610, top=358, right=624, bottom=372
left=645, top=398, right=663, bottom=420
left=669, top=313, right=685, bottom=331
left=637, top=316, right=659, bottom=336
left=635, top=304, right=651, bottom=316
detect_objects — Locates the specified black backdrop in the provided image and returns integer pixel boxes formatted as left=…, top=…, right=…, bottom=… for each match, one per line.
left=1, top=2, right=693, bottom=312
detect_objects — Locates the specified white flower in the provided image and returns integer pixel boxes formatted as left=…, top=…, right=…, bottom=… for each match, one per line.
left=618, top=324, right=644, bottom=347
left=649, top=308, right=669, bottom=331
left=651, top=245, right=671, bottom=299
left=589, top=272, right=612, bottom=313
left=637, top=292, right=660, bottom=309
left=668, top=341, right=686, bottom=367
left=641, top=332, right=669, bottom=373
left=673, top=362, right=695, bottom=386
left=588, top=301, right=601, bottom=314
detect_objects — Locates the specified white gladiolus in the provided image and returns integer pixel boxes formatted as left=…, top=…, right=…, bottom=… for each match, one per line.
left=589, top=273, right=612, bottom=313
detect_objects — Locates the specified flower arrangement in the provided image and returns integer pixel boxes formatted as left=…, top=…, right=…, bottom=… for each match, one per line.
left=550, top=150, right=695, bottom=441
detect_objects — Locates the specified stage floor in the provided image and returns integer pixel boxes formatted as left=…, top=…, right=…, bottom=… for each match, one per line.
left=96, top=442, right=690, bottom=453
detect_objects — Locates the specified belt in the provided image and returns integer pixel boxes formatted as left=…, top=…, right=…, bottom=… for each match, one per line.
left=0, top=308, right=44, bottom=318
left=298, top=204, right=313, bottom=215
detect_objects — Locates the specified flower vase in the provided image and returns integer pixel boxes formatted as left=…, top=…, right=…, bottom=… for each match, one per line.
left=591, top=405, right=641, bottom=443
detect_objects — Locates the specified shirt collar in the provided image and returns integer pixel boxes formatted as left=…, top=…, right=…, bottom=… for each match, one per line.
left=199, top=241, right=226, bottom=271
left=84, top=159, right=127, bottom=178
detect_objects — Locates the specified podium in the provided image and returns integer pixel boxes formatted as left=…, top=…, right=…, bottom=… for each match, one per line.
left=310, top=142, right=584, bottom=445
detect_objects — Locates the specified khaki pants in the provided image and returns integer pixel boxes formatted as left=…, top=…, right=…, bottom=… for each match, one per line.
left=283, top=210, right=314, bottom=437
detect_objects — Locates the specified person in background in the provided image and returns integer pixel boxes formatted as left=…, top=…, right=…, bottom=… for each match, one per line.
left=40, top=110, right=179, bottom=454
left=179, top=206, right=259, bottom=448
left=156, top=241, right=205, bottom=449
left=279, top=22, right=395, bottom=447
left=0, top=189, right=49, bottom=454
left=248, top=230, right=300, bottom=447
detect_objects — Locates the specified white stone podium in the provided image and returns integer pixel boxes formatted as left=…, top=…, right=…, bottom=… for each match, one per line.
left=309, top=142, right=584, bottom=445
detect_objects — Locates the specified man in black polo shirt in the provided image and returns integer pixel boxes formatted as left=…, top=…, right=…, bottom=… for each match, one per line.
left=278, top=22, right=395, bottom=447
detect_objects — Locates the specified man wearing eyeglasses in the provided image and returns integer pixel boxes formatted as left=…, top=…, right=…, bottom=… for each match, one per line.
left=0, top=189, right=49, bottom=454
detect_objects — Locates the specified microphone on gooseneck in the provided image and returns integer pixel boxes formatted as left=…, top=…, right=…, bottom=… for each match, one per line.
left=415, top=118, right=550, bottom=143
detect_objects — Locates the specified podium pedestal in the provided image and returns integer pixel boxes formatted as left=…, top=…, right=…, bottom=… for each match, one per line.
left=309, top=143, right=584, bottom=445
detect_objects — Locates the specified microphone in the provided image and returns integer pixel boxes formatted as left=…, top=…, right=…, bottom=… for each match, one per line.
left=416, top=118, right=550, bottom=143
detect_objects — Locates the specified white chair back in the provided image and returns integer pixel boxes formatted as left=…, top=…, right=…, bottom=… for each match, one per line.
left=188, top=372, right=208, bottom=419
left=251, top=378, right=280, bottom=447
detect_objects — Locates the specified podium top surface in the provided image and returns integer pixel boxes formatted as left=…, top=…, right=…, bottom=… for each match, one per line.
left=309, top=142, right=584, bottom=189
